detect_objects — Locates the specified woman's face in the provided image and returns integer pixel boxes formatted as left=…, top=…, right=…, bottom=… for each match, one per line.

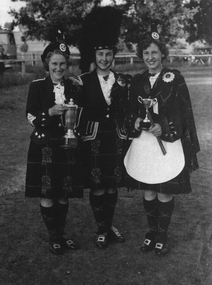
left=142, top=43, right=163, bottom=73
left=95, top=49, right=114, bottom=72
left=48, top=53, right=68, bottom=82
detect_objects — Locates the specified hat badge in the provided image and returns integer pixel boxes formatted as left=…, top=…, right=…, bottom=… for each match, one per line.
left=151, top=32, right=159, bottom=40
left=59, top=43, right=67, bottom=52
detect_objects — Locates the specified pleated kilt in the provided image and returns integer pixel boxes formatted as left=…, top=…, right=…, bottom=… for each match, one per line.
left=25, top=137, right=84, bottom=199
left=83, top=118, right=129, bottom=191
left=127, top=165, right=192, bottom=195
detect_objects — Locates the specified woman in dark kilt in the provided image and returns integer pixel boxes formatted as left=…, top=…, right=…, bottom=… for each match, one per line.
left=77, top=6, right=131, bottom=249
left=25, top=41, right=84, bottom=255
left=124, top=23, right=200, bottom=257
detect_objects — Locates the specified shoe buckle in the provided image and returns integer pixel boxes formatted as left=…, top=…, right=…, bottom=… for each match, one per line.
left=53, top=243, right=61, bottom=249
left=144, top=239, right=151, bottom=246
left=67, top=240, right=74, bottom=246
left=155, top=243, right=163, bottom=249
left=97, top=236, right=105, bottom=242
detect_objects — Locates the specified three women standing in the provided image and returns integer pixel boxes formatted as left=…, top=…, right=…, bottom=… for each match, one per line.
left=25, top=10, right=199, bottom=257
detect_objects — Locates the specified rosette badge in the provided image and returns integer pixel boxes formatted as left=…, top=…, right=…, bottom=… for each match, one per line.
left=151, top=32, right=160, bottom=40
left=59, top=43, right=67, bottom=52
left=162, top=72, right=175, bottom=83
left=117, top=76, right=126, bottom=87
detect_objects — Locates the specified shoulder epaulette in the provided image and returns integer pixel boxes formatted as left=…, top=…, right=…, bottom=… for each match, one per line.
left=32, top=77, right=46, bottom=83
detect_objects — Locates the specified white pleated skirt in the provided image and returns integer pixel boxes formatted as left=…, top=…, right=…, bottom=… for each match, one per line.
left=124, top=131, right=185, bottom=184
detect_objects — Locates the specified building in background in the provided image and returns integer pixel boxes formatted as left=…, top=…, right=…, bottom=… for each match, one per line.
left=0, top=29, right=17, bottom=59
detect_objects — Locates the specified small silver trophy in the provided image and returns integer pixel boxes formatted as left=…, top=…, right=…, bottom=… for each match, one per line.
left=138, top=96, right=166, bottom=155
left=138, top=97, right=154, bottom=130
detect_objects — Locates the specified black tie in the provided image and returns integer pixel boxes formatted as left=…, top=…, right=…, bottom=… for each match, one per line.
left=103, top=74, right=109, bottom=81
left=147, top=72, right=156, bottom=78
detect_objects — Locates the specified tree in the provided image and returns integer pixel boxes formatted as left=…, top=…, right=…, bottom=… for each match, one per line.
left=119, top=0, right=198, bottom=46
left=10, top=0, right=201, bottom=48
left=184, top=0, right=212, bottom=45
left=9, top=0, right=102, bottom=45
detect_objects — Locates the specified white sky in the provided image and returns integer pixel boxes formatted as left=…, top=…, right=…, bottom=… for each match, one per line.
left=0, top=0, right=26, bottom=28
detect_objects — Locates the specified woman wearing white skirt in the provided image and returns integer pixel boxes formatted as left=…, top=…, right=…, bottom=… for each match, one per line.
left=124, top=23, right=200, bottom=257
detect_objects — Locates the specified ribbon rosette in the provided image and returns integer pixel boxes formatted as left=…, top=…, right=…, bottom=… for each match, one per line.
left=116, top=73, right=132, bottom=87
left=162, top=72, right=175, bottom=83
left=117, top=75, right=126, bottom=87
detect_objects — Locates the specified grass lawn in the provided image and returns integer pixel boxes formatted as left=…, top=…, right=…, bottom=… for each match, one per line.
left=0, top=66, right=212, bottom=285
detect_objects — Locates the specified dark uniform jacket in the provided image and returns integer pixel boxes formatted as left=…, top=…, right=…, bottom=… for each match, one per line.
left=26, top=76, right=83, bottom=145
left=126, top=67, right=200, bottom=172
left=77, top=69, right=131, bottom=141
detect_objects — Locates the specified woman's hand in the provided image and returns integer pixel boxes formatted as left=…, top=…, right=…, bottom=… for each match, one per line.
left=48, top=104, right=67, bottom=117
left=148, top=123, right=162, bottom=137
left=134, top=118, right=143, bottom=130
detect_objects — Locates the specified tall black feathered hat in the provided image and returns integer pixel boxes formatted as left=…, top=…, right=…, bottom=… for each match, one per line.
left=79, top=6, right=123, bottom=72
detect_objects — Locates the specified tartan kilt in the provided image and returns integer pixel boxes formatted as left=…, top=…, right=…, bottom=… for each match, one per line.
left=83, top=118, right=129, bottom=190
left=25, top=137, right=84, bottom=199
left=127, top=165, right=192, bottom=195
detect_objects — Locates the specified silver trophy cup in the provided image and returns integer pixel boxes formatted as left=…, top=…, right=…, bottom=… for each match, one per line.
left=137, top=96, right=166, bottom=155
left=61, top=99, right=78, bottom=148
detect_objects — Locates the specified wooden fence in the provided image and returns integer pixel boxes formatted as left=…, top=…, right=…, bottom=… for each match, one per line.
left=1, top=53, right=212, bottom=76
left=114, top=53, right=212, bottom=65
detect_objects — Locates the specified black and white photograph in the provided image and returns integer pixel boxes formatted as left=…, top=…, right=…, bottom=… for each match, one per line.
left=0, top=0, right=211, bottom=284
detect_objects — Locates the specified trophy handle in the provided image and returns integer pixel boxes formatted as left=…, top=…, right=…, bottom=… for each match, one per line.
left=61, top=113, right=65, bottom=128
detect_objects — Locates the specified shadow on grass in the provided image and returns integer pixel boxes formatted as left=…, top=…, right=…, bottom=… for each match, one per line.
left=0, top=185, right=212, bottom=285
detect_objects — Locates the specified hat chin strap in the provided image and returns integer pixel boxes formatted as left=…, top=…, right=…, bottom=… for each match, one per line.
left=94, top=45, right=115, bottom=51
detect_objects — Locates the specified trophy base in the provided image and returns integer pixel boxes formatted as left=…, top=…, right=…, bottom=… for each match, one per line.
left=61, top=138, right=78, bottom=149
left=139, top=121, right=151, bottom=131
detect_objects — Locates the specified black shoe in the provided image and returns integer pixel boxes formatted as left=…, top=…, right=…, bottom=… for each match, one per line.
left=141, top=238, right=156, bottom=253
left=108, top=226, right=125, bottom=243
left=60, top=234, right=80, bottom=250
left=49, top=241, right=63, bottom=255
left=95, top=233, right=108, bottom=249
left=155, top=242, right=169, bottom=257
